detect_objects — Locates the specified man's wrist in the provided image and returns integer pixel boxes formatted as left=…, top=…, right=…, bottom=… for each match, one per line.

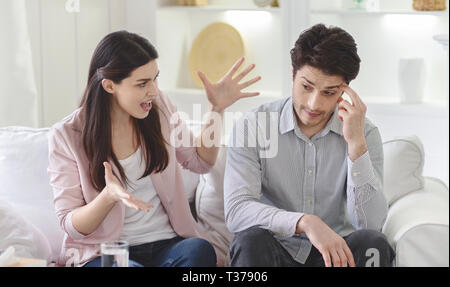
left=348, top=139, right=367, bottom=162
left=296, top=214, right=313, bottom=234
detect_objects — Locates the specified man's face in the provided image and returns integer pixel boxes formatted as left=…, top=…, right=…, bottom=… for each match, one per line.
left=292, top=65, right=345, bottom=134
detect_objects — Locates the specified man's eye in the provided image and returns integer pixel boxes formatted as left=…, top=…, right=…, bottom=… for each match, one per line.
left=303, top=85, right=311, bottom=90
left=324, top=91, right=336, bottom=96
left=138, top=83, right=146, bottom=87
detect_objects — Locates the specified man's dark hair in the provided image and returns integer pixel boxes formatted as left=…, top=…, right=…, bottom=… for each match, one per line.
left=290, top=23, right=361, bottom=83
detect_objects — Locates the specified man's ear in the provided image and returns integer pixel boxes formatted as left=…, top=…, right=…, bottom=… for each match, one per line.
left=101, top=79, right=115, bottom=94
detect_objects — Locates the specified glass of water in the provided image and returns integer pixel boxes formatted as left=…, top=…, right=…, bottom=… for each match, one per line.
left=101, top=240, right=129, bottom=267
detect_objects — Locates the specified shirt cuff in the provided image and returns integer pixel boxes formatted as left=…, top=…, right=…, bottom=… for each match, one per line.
left=347, top=151, right=377, bottom=188
left=271, top=211, right=304, bottom=237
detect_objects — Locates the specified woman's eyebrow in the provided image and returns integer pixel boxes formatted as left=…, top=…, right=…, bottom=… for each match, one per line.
left=136, top=71, right=160, bottom=82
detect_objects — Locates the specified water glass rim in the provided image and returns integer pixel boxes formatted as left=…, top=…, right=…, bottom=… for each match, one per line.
left=101, top=240, right=129, bottom=248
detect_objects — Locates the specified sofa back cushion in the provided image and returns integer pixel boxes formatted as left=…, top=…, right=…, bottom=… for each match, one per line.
left=0, top=126, right=64, bottom=264
left=383, top=135, right=425, bottom=206
left=195, top=146, right=234, bottom=266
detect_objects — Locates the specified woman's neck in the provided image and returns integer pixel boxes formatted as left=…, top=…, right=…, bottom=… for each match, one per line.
left=110, top=101, right=134, bottom=136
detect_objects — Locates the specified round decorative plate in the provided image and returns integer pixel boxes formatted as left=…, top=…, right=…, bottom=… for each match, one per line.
left=189, top=22, right=245, bottom=88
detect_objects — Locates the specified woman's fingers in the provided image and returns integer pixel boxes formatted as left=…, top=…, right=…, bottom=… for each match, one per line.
left=239, top=92, right=260, bottom=99
left=197, top=71, right=211, bottom=89
left=234, top=63, right=256, bottom=83
left=238, top=76, right=261, bottom=90
left=224, top=57, right=245, bottom=79
left=121, top=197, right=152, bottom=212
left=103, top=162, right=113, bottom=181
left=119, top=193, right=153, bottom=211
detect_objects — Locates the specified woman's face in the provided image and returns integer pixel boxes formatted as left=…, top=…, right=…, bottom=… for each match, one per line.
left=106, top=60, right=160, bottom=121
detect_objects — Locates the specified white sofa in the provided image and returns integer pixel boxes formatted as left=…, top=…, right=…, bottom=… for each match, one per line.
left=0, top=126, right=448, bottom=267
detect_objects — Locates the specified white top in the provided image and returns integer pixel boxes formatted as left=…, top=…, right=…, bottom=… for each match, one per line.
left=118, top=147, right=177, bottom=246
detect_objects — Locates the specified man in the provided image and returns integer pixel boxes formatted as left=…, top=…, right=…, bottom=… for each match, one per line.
left=224, top=24, right=395, bottom=267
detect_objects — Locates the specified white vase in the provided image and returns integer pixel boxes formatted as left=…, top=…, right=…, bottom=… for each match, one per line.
left=398, top=58, right=426, bottom=104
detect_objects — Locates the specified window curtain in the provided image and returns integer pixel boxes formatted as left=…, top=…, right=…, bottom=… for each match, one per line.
left=0, top=0, right=38, bottom=128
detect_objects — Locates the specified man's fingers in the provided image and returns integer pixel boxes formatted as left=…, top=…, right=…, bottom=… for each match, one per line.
left=330, top=249, right=342, bottom=267
left=321, top=250, right=332, bottom=267
left=342, top=84, right=364, bottom=108
left=343, top=245, right=356, bottom=267
left=338, top=99, right=354, bottom=112
left=337, top=248, right=348, bottom=267
left=338, top=108, right=348, bottom=122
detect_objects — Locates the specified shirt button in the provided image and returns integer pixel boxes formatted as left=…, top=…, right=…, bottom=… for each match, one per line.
left=353, top=172, right=360, bottom=177
left=308, top=169, right=313, bottom=175
left=308, top=142, right=313, bottom=147
left=306, top=200, right=312, bottom=205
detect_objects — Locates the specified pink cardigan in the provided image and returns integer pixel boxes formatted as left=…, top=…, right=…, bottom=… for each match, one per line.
left=47, top=91, right=224, bottom=267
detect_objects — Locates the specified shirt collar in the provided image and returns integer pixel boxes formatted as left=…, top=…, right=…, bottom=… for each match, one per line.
left=279, top=97, right=343, bottom=137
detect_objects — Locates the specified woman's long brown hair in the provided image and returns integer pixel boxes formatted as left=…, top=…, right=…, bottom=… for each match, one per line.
left=79, top=31, right=169, bottom=191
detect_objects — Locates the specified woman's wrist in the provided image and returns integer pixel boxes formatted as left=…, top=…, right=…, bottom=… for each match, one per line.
left=101, top=185, right=117, bottom=205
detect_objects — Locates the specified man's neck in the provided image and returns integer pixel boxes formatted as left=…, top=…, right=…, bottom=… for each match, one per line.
left=294, top=111, right=331, bottom=140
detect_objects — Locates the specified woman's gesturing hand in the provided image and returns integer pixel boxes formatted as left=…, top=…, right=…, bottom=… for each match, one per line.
left=103, top=162, right=153, bottom=212
left=197, top=57, right=261, bottom=113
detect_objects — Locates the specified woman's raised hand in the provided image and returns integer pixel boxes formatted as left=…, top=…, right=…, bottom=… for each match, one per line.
left=197, top=57, right=261, bottom=113
left=103, top=162, right=153, bottom=212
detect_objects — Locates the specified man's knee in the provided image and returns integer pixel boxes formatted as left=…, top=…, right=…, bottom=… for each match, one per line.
left=231, top=227, right=273, bottom=252
left=230, top=226, right=276, bottom=266
left=347, top=229, right=395, bottom=267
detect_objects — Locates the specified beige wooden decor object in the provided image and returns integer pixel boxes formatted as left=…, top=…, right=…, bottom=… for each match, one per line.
left=178, top=0, right=209, bottom=6
left=413, top=0, right=446, bottom=11
left=189, top=22, right=245, bottom=89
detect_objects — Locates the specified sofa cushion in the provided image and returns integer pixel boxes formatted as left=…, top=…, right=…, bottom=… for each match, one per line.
left=0, top=126, right=64, bottom=264
left=195, top=146, right=234, bottom=266
left=383, top=135, right=425, bottom=206
left=382, top=177, right=449, bottom=266
left=0, top=199, right=52, bottom=264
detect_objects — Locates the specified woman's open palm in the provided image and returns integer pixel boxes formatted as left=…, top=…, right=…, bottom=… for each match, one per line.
left=103, top=162, right=153, bottom=212
left=197, top=57, right=261, bottom=112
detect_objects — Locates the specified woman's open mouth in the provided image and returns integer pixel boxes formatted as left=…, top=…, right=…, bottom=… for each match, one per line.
left=140, top=100, right=152, bottom=112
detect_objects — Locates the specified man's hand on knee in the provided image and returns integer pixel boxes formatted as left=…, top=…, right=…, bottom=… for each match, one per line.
left=296, top=214, right=356, bottom=267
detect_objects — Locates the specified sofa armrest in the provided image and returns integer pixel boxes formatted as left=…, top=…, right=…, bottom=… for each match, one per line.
left=382, top=177, right=449, bottom=266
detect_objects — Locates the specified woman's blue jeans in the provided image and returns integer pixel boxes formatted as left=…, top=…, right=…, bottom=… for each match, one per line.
left=84, top=236, right=216, bottom=267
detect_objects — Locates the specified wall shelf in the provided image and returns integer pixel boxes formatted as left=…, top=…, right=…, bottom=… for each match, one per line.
left=158, top=5, right=281, bottom=12
left=311, top=9, right=449, bottom=16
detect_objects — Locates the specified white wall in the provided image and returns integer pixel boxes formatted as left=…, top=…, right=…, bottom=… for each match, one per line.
left=25, top=0, right=126, bottom=128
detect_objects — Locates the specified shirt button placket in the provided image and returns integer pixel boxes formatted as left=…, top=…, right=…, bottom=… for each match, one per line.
left=304, top=142, right=315, bottom=213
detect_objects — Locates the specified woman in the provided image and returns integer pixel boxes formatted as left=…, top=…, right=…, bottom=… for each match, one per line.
left=47, top=31, right=260, bottom=267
